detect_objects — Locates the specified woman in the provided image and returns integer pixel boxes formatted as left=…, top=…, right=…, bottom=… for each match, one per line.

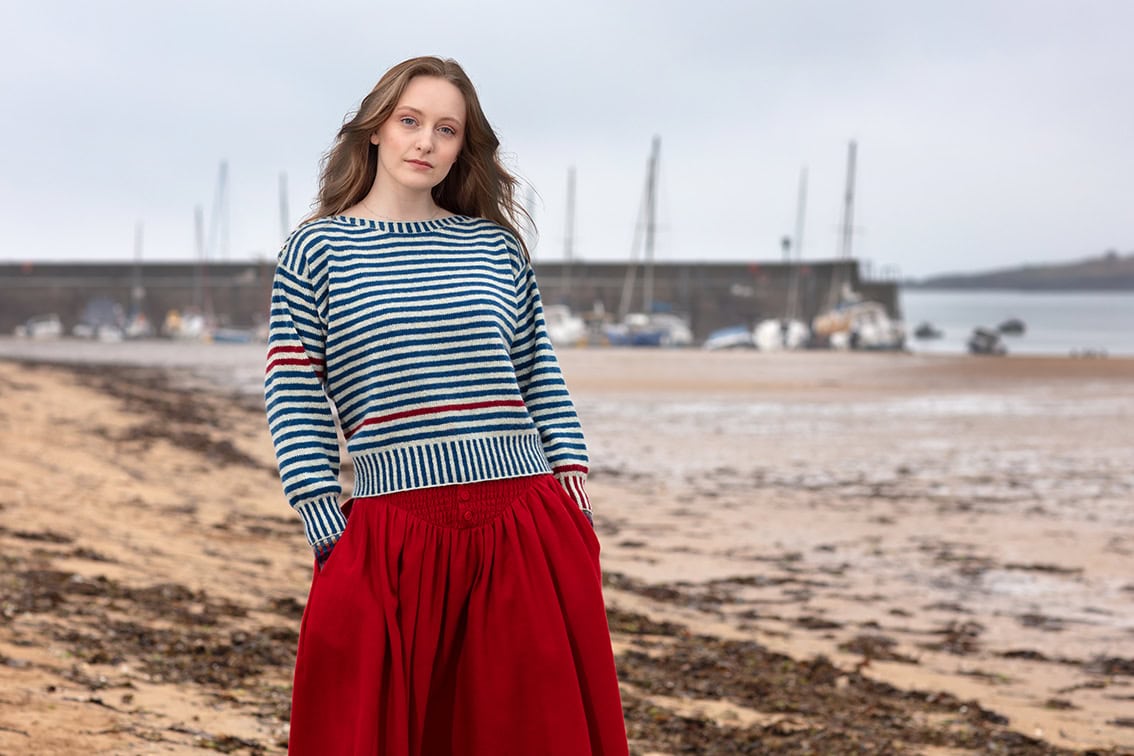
left=263, top=56, right=627, bottom=755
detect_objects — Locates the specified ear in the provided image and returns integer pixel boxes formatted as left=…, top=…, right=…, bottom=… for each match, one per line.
left=369, top=132, right=380, bottom=146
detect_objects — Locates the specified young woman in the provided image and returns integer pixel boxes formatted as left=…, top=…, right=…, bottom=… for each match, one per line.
left=264, top=56, right=628, bottom=755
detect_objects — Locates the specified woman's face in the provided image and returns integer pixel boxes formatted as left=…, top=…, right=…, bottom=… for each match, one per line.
left=370, top=76, right=466, bottom=195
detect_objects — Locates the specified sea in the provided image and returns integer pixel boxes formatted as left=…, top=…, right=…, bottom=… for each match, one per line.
left=899, top=289, right=1134, bottom=356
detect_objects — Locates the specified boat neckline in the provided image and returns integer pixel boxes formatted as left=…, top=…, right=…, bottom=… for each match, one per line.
left=330, top=214, right=470, bottom=230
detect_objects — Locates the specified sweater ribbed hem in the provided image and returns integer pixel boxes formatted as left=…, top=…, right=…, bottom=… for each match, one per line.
left=351, top=432, right=555, bottom=499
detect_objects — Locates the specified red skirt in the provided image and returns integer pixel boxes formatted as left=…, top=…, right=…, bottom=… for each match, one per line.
left=288, top=474, right=628, bottom=756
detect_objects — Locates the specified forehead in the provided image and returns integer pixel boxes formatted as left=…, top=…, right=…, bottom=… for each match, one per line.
left=395, top=76, right=466, bottom=122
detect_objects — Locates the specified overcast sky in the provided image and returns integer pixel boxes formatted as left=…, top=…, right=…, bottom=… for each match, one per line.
left=1, top=1, right=1130, bottom=277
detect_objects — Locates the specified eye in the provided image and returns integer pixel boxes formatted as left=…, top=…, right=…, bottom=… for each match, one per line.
left=439, top=125, right=457, bottom=137
left=399, top=116, right=417, bottom=127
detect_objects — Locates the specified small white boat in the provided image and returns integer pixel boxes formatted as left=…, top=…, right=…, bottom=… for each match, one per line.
left=753, top=318, right=810, bottom=351
left=813, top=300, right=905, bottom=351
left=16, top=314, right=64, bottom=340
left=162, top=309, right=210, bottom=340
left=703, top=325, right=755, bottom=350
left=543, top=304, right=587, bottom=346
left=603, top=312, right=692, bottom=347
left=647, top=313, right=693, bottom=347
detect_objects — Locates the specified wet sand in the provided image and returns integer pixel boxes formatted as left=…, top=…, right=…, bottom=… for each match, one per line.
left=571, top=351, right=1134, bottom=753
left=0, top=342, right=1131, bottom=754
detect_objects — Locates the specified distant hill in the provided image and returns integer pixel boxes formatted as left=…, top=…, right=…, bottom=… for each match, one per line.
left=909, top=251, right=1134, bottom=290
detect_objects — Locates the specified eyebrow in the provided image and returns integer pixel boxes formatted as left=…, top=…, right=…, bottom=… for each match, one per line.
left=395, top=105, right=463, bottom=125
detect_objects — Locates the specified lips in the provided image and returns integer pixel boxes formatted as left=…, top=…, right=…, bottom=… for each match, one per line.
left=406, top=159, right=432, bottom=169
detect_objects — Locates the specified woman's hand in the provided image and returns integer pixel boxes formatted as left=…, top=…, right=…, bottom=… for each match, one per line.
left=314, top=533, right=341, bottom=570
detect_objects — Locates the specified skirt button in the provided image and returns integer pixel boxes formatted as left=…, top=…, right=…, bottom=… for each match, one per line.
left=458, top=487, right=470, bottom=501
left=463, top=510, right=474, bottom=521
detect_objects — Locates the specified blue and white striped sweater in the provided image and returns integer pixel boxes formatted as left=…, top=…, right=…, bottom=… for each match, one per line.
left=264, top=214, right=590, bottom=551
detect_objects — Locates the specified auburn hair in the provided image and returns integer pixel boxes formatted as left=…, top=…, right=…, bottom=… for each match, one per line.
left=307, top=56, right=531, bottom=258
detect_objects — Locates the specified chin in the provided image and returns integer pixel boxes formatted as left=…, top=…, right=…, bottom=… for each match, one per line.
left=399, top=173, right=442, bottom=190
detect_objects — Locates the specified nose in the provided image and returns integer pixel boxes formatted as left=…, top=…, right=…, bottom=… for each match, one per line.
left=415, top=132, right=434, bottom=153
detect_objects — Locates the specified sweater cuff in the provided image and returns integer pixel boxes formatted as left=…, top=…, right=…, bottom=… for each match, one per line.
left=296, top=494, right=347, bottom=550
left=553, top=466, right=591, bottom=514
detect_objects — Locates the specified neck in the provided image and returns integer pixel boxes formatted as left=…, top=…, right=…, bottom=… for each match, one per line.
left=360, top=180, right=442, bottom=222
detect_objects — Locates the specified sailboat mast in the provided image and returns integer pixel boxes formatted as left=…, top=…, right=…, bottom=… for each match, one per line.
left=561, top=166, right=576, bottom=295
left=793, top=166, right=808, bottom=261
left=786, top=166, right=808, bottom=320
left=837, top=140, right=856, bottom=259
left=616, top=203, right=642, bottom=322
left=211, top=160, right=229, bottom=261
left=279, top=171, right=290, bottom=244
left=222, top=161, right=230, bottom=261
left=131, top=221, right=145, bottom=321
left=193, top=205, right=205, bottom=310
left=524, top=185, right=537, bottom=257
left=642, top=136, right=660, bottom=314
left=617, top=136, right=660, bottom=321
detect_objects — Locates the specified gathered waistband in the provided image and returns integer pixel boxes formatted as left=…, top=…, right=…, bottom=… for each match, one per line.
left=347, top=474, right=550, bottom=529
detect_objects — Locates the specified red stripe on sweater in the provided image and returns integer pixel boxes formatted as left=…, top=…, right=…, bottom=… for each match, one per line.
left=267, top=357, right=311, bottom=371
left=266, top=345, right=325, bottom=374
left=348, top=399, right=526, bottom=438
left=553, top=464, right=589, bottom=475
left=267, top=344, right=307, bottom=358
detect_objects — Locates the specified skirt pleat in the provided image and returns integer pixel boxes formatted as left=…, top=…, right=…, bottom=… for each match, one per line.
left=288, top=474, right=628, bottom=756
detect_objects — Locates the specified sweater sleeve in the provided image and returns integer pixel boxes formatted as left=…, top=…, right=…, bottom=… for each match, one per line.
left=509, top=250, right=592, bottom=518
left=263, top=238, right=346, bottom=555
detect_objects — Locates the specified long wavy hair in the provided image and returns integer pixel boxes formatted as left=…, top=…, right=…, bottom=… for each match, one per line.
left=307, top=56, right=532, bottom=258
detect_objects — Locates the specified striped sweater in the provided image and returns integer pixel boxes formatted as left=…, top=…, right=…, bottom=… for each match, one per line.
left=263, top=214, right=590, bottom=553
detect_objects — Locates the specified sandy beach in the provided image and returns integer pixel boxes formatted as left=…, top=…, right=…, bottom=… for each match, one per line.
left=0, top=341, right=1132, bottom=754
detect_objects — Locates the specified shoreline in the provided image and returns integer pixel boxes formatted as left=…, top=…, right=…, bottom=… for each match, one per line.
left=2, top=335, right=1133, bottom=392
left=1, top=350, right=1132, bottom=753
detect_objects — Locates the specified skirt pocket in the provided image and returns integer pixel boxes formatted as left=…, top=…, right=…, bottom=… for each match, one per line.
left=314, top=498, right=355, bottom=578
